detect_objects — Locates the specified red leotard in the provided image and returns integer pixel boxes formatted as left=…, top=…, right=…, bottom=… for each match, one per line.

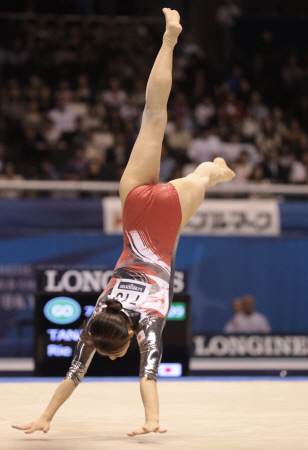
left=66, top=183, right=182, bottom=384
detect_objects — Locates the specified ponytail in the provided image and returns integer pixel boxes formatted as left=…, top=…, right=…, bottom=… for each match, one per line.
left=105, top=298, right=123, bottom=314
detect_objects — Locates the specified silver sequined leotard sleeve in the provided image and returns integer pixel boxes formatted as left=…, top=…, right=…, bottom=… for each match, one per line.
left=136, top=317, right=166, bottom=381
left=65, top=338, right=96, bottom=387
left=65, top=313, right=96, bottom=387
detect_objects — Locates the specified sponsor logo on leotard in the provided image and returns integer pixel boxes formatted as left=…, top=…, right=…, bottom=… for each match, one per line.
left=118, top=282, right=146, bottom=293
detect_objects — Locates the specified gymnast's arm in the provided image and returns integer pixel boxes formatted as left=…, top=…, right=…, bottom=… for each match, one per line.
left=12, top=339, right=95, bottom=434
left=127, top=317, right=167, bottom=436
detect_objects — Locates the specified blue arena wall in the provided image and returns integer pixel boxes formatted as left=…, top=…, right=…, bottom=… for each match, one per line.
left=1, top=199, right=308, bottom=356
left=1, top=199, right=308, bottom=233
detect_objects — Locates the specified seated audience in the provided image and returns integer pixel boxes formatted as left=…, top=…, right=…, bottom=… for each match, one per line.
left=224, top=295, right=271, bottom=334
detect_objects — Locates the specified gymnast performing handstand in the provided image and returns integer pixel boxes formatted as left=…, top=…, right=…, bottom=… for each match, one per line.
left=12, top=8, right=234, bottom=437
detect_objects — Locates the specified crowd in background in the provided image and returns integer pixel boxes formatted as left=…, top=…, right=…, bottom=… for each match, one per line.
left=1, top=15, right=308, bottom=197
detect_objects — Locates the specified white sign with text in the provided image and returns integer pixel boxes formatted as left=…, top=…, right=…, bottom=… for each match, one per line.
left=103, top=197, right=280, bottom=236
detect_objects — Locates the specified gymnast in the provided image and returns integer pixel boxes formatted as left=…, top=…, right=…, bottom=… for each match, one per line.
left=12, top=8, right=234, bottom=437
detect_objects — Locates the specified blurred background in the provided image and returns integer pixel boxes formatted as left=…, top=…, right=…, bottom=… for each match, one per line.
left=1, top=0, right=308, bottom=377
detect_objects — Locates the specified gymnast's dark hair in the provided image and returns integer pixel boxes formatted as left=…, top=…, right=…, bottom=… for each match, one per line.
left=79, top=298, right=131, bottom=355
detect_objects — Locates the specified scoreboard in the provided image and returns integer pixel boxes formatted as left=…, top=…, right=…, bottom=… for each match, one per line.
left=35, top=268, right=191, bottom=377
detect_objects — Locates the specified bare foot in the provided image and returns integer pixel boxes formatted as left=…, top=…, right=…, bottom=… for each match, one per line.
left=163, top=8, right=182, bottom=45
left=213, top=157, right=235, bottom=183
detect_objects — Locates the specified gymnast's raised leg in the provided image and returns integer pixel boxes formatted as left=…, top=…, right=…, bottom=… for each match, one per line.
left=119, top=8, right=234, bottom=227
left=119, top=8, right=183, bottom=208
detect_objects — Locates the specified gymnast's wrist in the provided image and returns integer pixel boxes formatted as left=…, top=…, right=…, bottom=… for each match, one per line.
left=41, top=413, right=52, bottom=421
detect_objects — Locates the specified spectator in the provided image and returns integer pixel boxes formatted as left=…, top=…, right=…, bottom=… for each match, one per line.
left=67, top=93, right=88, bottom=119
left=0, top=162, right=24, bottom=198
left=131, top=77, right=146, bottom=107
left=281, top=54, right=304, bottom=101
left=76, top=73, right=92, bottom=101
left=249, top=91, right=270, bottom=122
left=107, top=132, right=127, bottom=167
left=221, top=134, right=260, bottom=166
left=24, top=75, right=43, bottom=101
left=215, top=0, right=241, bottom=64
left=103, top=77, right=127, bottom=108
left=70, top=116, right=86, bottom=147
left=284, top=119, right=303, bottom=149
left=222, top=91, right=243, bottom=119
left=261, top=148, right=284, bottom=182
left=187, top=128, right=223, bottom=165
left=55, top=79, right=74, bottom=103
left=63, top=146, right=89, bottom=180
left=255, top=118, right=282, bottom=154
left=83, top=105, right=103, bottom=131
left=172, top=92, right=193, bottom=129
left=180, top=31, right=205, bottom=60
left=48, top=97, right=77, bottom=135
left=194, top=96, right=216, bottom=128
left=278, top=143, right=293, bottom=183
left=288, top=156, right=307, bottom=184
left=223, top=297, right=244, bottom=333
left=224, top=295, right=271, bottom=334
left=39, top=86, right=53, bottom=113
left=159, top=143, right=177, bottom=183
left=7, top=38, right=29, bottom=66
left=92, top=122, right=115, bottom=155
left=119, top=95, right=140, bottom=121
left=22, top=101, right=43, bottom=130
left=165, top=117, right=192, bottom=162
left=241, top=106, right=260, bottom=141
left=232, top=151, right=253, bottom=183
left=0, top=143, right=7, bottom=174
left=3, top=85, right=25, bottom=123
left=38, top=160, right=60, bottom=180
left=86, top=158, right=104, bottom=181
left=249, top=164, right=267, bottom=183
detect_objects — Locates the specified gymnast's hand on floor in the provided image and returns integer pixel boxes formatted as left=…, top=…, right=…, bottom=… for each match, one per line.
left=12, top=416, right=51, bottom=434
left=127, top=421, right=167, bottom=437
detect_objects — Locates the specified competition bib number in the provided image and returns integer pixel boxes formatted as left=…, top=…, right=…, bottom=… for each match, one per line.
left=111, top=278, right=151, bottom=310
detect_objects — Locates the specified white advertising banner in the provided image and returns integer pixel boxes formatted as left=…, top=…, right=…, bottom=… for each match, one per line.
left=182, top=199, right=280, bottom=236
left=103, top=197, right=281, bottom=236
left=102, top=197, right=123, bottom=234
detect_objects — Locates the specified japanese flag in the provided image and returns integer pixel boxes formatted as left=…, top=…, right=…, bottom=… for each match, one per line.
left=158, top=363, right=182, bottom=377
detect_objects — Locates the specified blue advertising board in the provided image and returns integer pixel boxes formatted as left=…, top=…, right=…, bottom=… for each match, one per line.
left=1, top=199, right=308, bottom=357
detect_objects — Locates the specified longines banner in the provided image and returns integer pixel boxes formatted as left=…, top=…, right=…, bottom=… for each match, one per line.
left=192, top=335, right=308, bottom=357
left=102, top=198, right=280, bottom=236
left=37, top=267, right=187, bottom=294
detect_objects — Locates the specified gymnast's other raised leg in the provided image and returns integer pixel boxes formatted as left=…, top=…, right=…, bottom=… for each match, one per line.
left=170, top=157, right=235, bottom=228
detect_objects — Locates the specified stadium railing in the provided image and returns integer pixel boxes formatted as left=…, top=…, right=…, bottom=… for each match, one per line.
left=0, top=180, right=308, bottom=198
